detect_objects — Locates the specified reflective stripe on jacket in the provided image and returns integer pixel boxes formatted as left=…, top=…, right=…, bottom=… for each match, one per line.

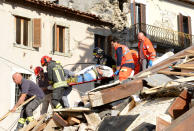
left=138, top=37, right=156, bottom=61
left=114, top=43, right=134, bottom=66
left=47, top=61, right=68, bottom=88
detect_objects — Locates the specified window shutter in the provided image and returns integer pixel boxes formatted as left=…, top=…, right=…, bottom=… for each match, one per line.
left=53, top=24, right=57, bottom=53
left=178, top=14, right=183, bottom=32
left=107, top=35, right=112, bottom=56
left=33, top=18, right=41, bottom=48
left=131, top=1, right=136, bottom=25
left=64, top=27, right=69, bottom=53
left=140, top=4, right=146, bottom=34
left=178, top=14, right=184, bottom=46
left=188, top=16, right=192, bottom=46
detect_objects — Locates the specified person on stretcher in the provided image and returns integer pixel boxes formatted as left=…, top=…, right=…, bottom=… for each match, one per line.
left=67, top=65, right=114, bottom=85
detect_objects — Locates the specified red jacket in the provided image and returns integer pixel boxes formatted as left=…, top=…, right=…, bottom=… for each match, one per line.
left=138, top=37, right=156, bottom=61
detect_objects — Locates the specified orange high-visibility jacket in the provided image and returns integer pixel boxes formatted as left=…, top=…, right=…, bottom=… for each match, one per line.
left=130, top=50, right=138, bottom=66
left=138, top=37, right=156, bottom=61
left=130, top=50, right=140, bottom=74
left=114, top=43, right=134, bottom=66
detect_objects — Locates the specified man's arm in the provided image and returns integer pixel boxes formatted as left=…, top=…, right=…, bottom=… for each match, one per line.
left=116, top=47, right=122, bottom=70
left=146, top=39, right=156, bottom=60
left=11, top=93, right=27, bottom=112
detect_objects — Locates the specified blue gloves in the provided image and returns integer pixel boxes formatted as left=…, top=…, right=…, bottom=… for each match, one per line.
left=148, top=60, right=153, bottom=67
left=114, top=70, right=119, bottom=76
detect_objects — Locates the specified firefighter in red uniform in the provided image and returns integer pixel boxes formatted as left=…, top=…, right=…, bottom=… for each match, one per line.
left=138, top=32, right=156, bottom=71
left=111, top=37, right=135, bottom=81
left=40, top=56, right=69, bottom=109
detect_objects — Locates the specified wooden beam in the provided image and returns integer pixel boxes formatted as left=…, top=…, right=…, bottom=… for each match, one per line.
left=165, top=107, right=194, bottom=131
left=158, top=71, right=194, bottom=77
left=84, top=112, right=101, bottom=128
left=67, top=116, right=81, bottom=126
left=135, top=46, right=194, bottom=78
left=53, top=113, right=68, bottom=127
left=156, top=117, right=171, bottom=131
left=20, top=120, right=38, bottom=131
left=43, top=118, right=60, bottom=131
left=53, top=107, right=91, bottom=112
left=168, top=89, right=191, bottom=119
left=32, top=114, right=47, bottom=131
left=0, top=96, right=36, bottom=121
left=88, top=79, right=143, bottom=107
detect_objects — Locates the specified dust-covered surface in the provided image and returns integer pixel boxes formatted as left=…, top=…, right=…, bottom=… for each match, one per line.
left=126, top=97, right=174, bottom=130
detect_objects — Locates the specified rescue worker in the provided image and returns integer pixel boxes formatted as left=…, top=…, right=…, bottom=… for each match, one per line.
left=11, top=73, right=44, bottom=131
left=130, top=49, right=140, bottom=75
left=34, top=66, right=52, bottom=114
left=93, top=47, right=116, bottom=71
left=138, top=32, right=156, bottom=71
left=111, top=37, right=135, bottom=81
left=40, top=56, right=69, bottom=109
left=93, top=47, right=116, bottom=85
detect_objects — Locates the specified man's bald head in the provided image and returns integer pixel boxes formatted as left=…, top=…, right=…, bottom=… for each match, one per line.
left=12, top=72, right=23, bottom=84
left=138, top=32, right=145, bottom=42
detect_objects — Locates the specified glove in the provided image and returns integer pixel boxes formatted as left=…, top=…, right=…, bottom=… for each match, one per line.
left=114, top=70, right=119, bottom=76
left=148, top=60, right=153, bottom=67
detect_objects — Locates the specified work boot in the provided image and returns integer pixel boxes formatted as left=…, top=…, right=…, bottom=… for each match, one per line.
left=14, top=122, right=24, bottom=131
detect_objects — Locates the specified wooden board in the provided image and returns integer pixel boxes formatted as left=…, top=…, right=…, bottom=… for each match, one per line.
left=53, top=107, right=91, bottom=112
left=168, top=89, right=191, bottom=119
left=165, top=107, right=194, bottom=131
left=84, top=112, right=101, bottom=128
left=156, top=117, right=171, bottom=131
left=43, top=118, right=60, bottom=131
left=67, top=116, right=80, bottom=126
left=135, top=46, right=194, bottom=78
left=32, top=114, right=47, bottom=131
left=88, top=79, right=143, bottom=107
left=158, top=71, right=194, bottom=77
left=53, top=113, right=68, bottom=127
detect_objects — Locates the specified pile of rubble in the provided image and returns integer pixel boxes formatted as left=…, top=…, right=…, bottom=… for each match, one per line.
left=3, top=46, right=194, bottom=131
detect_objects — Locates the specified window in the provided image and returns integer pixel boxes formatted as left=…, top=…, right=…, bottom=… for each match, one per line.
left=15, top=16, right=30, bottom=46
left=53, top=24, right=70, bottom=55
left=15, top=16, right=41, bottom=48
left=94, top=34, right=105, bottom=50
left=15, top=73, right=31, bottom=104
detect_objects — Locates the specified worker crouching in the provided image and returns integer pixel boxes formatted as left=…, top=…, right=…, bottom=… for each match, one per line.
left=111, top=37, right=135, bottom=81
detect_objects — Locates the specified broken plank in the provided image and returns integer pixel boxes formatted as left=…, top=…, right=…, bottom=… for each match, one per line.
left=67, top=116, right=81, bottom=126
left=165, top=107, right=194, bottom=131
left=32, top=114, right=47, bottom=131
left=173, top=66, right=194, bottom=70
left=53, top=107, right=91, bottom=112
left=119, top=97, right=136, bottom=115
left=20, top=120, right=38, bottom=131
left=53, top=113, right=68, bottom=127
left=158, top=71, right=194, bottom=76
left=156, top=117, right=171, bottom=131
left=135, top=46, right=194, bottom=78
left=168, top=89, right=191, bottom=119
left=88, top=79, right=143, bottom=107
left=84, top=112, right=101, bottom=128
left=36, top=123, right=47, bottom=131
left=43, top=118, right=60, bottom=131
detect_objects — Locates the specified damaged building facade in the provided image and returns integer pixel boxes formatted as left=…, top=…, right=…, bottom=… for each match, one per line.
left=54, top=0, right=194, bottom=55
left=0, top=0, right=113, bottom=126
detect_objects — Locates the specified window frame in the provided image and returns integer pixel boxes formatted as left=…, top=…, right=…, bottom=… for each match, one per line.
left=52, top=22, right=71, bottom=57
left=13, top=14, right=41, bottom=50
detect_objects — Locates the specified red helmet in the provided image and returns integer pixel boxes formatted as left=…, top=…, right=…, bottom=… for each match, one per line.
left=41, top=56, right=52, bottom=66
left=34, top=66, right=43, bottom=76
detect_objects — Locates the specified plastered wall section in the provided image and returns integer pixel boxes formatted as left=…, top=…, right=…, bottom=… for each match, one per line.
left=146, top=0, right=194, bottom=33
